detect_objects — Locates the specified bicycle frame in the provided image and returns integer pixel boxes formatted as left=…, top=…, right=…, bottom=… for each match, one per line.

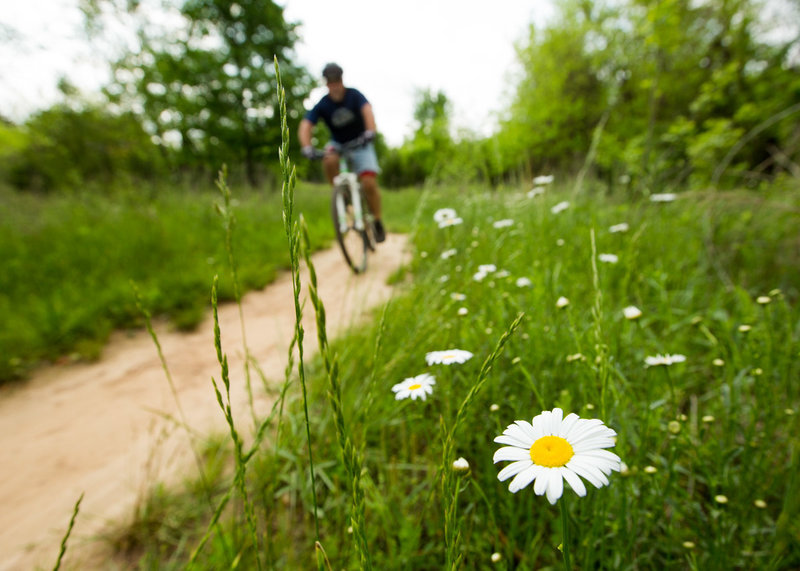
left=333, top=155, right=369, bottom=233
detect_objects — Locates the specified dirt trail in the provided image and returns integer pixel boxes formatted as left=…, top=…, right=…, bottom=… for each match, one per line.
left=0, top=234, right=409, bottom=571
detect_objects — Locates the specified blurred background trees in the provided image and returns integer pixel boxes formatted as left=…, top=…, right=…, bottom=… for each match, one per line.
left=0, top=0, right=797, bottom=192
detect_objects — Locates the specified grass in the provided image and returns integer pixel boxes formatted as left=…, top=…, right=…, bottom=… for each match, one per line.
left=19, top=77, right=800, bottom=568
left=84, top=172, right=800, bottom=570
left=0, top=180, right=421, bottom=384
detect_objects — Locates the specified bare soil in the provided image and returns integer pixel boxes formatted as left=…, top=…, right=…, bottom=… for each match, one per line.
left=0, top=234, right=409, bottom=571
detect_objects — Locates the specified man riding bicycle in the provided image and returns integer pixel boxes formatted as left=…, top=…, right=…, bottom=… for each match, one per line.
left=299, top=63, right=386, bottom=243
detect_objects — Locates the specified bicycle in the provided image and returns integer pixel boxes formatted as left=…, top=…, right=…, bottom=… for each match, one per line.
left=308, top=137, right=378, bottom=274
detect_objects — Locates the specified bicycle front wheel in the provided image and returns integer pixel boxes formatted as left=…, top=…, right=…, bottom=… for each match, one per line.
left=331, top=184, right=368, bottom=274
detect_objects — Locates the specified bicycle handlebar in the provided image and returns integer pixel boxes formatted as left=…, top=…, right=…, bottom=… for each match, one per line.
left=305, top=133, right=372, bottom=160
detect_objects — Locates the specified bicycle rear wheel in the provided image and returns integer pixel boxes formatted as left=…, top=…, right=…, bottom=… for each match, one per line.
left=331, top=184, right=368, bottom=274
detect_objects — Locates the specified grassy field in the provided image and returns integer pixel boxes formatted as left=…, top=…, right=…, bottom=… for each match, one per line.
left=79, top=171, right=800, bottom=570
left=0, top=180, right=421, bottom=384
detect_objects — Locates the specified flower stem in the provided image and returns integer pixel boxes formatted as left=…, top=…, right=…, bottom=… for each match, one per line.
left=560, top=498, right=571, bottom=570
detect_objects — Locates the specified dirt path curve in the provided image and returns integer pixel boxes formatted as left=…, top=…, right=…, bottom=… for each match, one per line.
left=0, top=234, right=409, bottom=571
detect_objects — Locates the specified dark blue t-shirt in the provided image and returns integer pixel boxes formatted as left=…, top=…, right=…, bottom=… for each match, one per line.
left=304, top=88, right=368, bottom=144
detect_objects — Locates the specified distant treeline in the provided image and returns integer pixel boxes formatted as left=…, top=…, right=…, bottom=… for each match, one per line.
left=1, top=0, right=798, bottom=193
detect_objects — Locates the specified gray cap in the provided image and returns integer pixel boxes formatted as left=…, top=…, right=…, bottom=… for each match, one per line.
left=322, top=63, right=343, bottom=82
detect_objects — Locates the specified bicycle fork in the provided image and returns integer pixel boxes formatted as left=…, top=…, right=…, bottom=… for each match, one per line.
left=334, top=172, right=365, bottom=233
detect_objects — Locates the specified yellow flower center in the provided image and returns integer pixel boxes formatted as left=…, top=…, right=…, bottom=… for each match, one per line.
left=529, top=435, right=574, bottom=467
left=408, top=384, right=422, bottom=390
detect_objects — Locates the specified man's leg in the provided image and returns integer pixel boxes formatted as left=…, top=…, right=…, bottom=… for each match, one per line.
left=359, top=173, right=382, bottom=220
left=323, top=153, right=340, bottom=185
left=359, top=173, right=385, bottom=242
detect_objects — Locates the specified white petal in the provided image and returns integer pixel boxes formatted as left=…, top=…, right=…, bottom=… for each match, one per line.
left=567, top=457, right=610, bottom=488
left=561, top=467, right=587, bottom=497
left=494, top=433, right=531, bottom=448
left=571, top=437, right=617, bottom=453
left=578, top=449, right=622, bottom=468
left=558, top=413, right=580, bottom=438
left=533, top=468, right=551, bottom=496
left=493, top=446, right=531, bottom=463
left=394, top=390, right=409, bottom=400
left=509, top=464, right=542, bottom=493
left=497, top=460, right=530, bottom=481
left=545, top=469, right=564, bottom=504
left=513, top=420, right=538, bottom=442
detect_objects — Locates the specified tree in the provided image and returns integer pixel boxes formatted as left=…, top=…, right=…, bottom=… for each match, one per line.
left=105, top=0, right=313, bottom=186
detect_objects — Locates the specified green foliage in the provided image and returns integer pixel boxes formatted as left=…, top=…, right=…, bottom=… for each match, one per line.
left=495, top=0, right=800, bottom=191
left=105, top=0, right=313, bottom=186
left=3, top=105, right=164, bottom=192
left=0, top=181, right=338, bottom=384
left=99, top=179, right=800, bottom=570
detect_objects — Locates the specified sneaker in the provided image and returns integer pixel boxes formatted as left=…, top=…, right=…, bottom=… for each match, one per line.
left=374, top=219, right=386, bottom=243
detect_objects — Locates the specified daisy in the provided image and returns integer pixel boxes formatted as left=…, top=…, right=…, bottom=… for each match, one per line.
left=516, top=277, right=532, bottom=288
left=441, top=248, right=458, bottom=259
left=493, top=407, right=621, bottom=504
left=450, top=292, right=466, bottom=301
left=438, top=217, right=464, bottom=229
left=493, top=219, right=514, bottom=229
left=556, top=296, right=570, bottom=308
left=623, top=306, right=642, bottom=320
left=457, top=307, right=469, bottom=316
left=478, top=264, right=497, bottom=273
left=609, top=223, right=629, bottom=233
left=433, top=208, right=458, bottom=223
left=650, top=193, right=677, bottom=202
left=645, top=353, right=686, bottom=367
left=426, top=349, right=474, bottom=366
left=473, top=271, right=487, bottom=282
left=551, top=201, right=570, bottom=214
left=392, top=373, right=436, bottom=401
left=533, top=175, right=554, bottom=185
left=598, top=253, right=619, bottom=264
left=527, top=186, right=546, bottom=198
left=495, top=269, right=511, bottom=278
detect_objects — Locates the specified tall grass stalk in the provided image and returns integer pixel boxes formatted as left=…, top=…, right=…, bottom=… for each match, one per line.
left=442, top=313, right=524, bottom=569
left=275, top=58, right=322, bottom=555
left=209, top=276, right=262, bottom=570
left=215, top=166, right=258, bottom=429
left=52, top=493, right=83, bottom=571
left=300, top=218, right=372, bottom=570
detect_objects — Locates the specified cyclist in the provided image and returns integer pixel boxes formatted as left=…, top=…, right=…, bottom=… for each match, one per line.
left=299, top=62, right=386, bottom=243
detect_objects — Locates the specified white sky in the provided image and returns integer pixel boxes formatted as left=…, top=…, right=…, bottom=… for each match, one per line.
left=0, top=0, right=554, bottom=146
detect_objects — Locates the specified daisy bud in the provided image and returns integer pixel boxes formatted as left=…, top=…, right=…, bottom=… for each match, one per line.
left=683, top=541, right=696, bottom=549
left=452, top=457, right=470, bottom=472
left=644, top=465, right=658, bottom=474
left=754, top=499, right=767, bottom=509
left=756, top=296, right=771, bottom=304
left=491, top=552, right=502, bottom=563
left=623, top=305, right=642, bottom=320
left=668, top=420, right=681, bottom=434
left=738, top=324, right=752, bottom=332
left=714, top=494, right=728, bottom=504
left=712, top=358, right=725, bottom=367
left=702, top=415, right=715, bottom=423
left=490, top=403, right=500, bottom=412
left=556, top=296, right=570, bottom=308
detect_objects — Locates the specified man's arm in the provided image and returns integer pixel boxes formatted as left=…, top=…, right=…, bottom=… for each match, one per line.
left=361, top=103, right=377, bottom=133
left=298, top=118, right=314, bottom=148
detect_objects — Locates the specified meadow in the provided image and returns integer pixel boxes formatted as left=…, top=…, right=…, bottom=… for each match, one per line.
left=74, top=164, right=799, bottom=571
left=0, top=179, right=420, bottom=384
left=8, top=105, right=800, bottom=569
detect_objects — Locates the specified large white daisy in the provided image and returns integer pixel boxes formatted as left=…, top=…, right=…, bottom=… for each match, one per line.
left=392, top=373, right=436, bottom=401
left=425, top=349, right=474, bottom=366
left=493, top=408, right=621, bottom=504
